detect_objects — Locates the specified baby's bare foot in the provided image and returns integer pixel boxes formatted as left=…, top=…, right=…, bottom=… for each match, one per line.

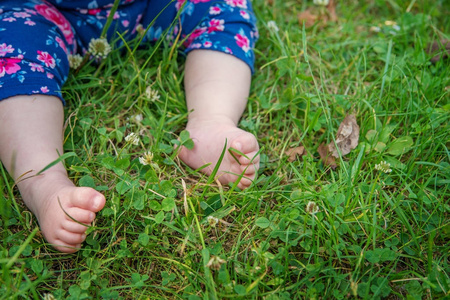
left=18, top=170, right=105, bottom=253
left=178, top=118, right=260, bottom=189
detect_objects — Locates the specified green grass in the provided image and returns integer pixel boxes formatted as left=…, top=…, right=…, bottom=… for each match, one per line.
left=1, top=0, right=449, bottom=299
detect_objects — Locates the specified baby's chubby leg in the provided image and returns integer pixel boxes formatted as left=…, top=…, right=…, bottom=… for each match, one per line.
left=0, top=95, right=105, bottom=253
left=178, top=50, right=260, bottom=189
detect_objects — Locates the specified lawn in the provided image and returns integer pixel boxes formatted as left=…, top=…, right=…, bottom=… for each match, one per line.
left=1, top=0, right=449, bottom=299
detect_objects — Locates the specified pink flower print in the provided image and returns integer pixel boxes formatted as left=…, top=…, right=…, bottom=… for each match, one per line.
left=13, top=12, right=31, bottom=18
left=209, top=6, right=221, bottom=15
left=175, top=0, right=186, bottom=10
left=185, top=27, right=207, bottom=46
left=225, top=47, right=233, bottom=54
left=3, top=17, right=17, bottom=22
left=37, top=51, right=56, bottom=68
left=29, top=62, right=44, bottom=72
left=55, top=37, right=67, bottom=53
left=240, top=10, right=250, bottom=20
left=252, top=29, right=259, bottom=39
left=0, top=58, right=22, bottom=78
left=40, top=86, right=49, bottom=93
left=131, top=14, right=143, bottom=34
left=173, top=25, right=179, bottom=36
left=106, top=10, right=120, bottom=20
left=25, top=20, right=36, bottom=26
left=189, top=43, right=202, bottom=49
left=235, top=33, right=250, bottom=52
left=192, top=0, right=212, bottom=3
left=0, top=44, right=14, bottom=57
left=225, top=0, right=247, bottom=8
left=47, top=73, right=54, bottom=79
left=191, top=27, right=207, bottom=39
left=122, top=20, right=129, bottom=27
left=87, top=9, right=101, bottom=15
left=24, top=8, right=37, bottom=15
left=35, top=4, right=74, bottom=45
left=204, top=41, right=212, bottom=48
left=208, top=19, right=224, bottom=33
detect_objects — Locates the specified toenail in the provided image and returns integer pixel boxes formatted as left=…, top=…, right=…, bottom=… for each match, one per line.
left=93, top=197, right=103, bottom=210
left=81, top=234, right=86, bottom=240
left=89, top=212, right=95, bottom=221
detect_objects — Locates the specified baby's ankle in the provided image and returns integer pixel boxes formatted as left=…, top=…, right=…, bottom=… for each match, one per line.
left=187, top=114, right=237, bottom=128
left=17, top=169, right=71, bottom=206
left=17, top=168, right=69, bottom=191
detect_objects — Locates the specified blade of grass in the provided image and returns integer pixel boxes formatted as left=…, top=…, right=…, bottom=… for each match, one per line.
left=380, top=39, right=393, bottom=99
left=36, top=152, right=77, bottom=176
left=207, top=140, right=227, bottom=186
left=0, top=163, right=21, bottom=220
left=100, top=0, right=121, bottom=38
left=6, top=227, right=39, bottom=269
left=185, top=185, right=218, bottom=299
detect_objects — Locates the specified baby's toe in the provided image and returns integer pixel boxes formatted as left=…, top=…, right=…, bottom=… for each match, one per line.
left=69, top=188, right=105, bottom=212
left=51, top=239, right=82, bottom=253
left=238, top=150, right=260, bottom=165
left=65, top=207, right=96, bottom=224
left=237, top=177, right=254, bottom=189
left=240, top=163, right=257, bottom=176
left=62, top=219, right=90, bottom=234
left=231, top=134, right=258, bottom=153
left=58, top=231, right=86, bottom=246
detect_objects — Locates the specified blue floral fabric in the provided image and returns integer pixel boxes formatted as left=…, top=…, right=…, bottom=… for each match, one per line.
left=0, top=0, right=258, bottom=102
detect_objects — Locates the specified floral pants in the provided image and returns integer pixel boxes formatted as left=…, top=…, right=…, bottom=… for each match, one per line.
left=0, top=0, right=258, bottom=103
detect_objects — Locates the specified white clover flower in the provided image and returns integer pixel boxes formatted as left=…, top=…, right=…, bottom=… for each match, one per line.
left=68, top=54, right=83, bottom=69
left=206, top=256, right=226, bottom=270
left=139, top=151, right=154, bottom=166
left=125, top=132, right=140, bottom=145
left=145, top=86, right=160, bottom=102
left=313, top=0, right=329, bottom=6
left=88, top=37, right=111, bottom=59
left=130, top=113, right=143, bottom=123
left=370, top=26, right=381, bottom=33
left=305, top=201, right=319, bottom=215
left=43, top=294, right=56, bottom=300
left=374, top=161, right=392, bottom=173
left=267, top=20, right=279, bottom=32
left=207, top=215, right=219, bottom=227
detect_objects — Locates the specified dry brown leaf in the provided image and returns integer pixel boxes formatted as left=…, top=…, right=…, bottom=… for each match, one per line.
left=328, top=114, right=360, bottom=158
left=298, top=9, right=318, bottom=28
left=428, top=39, right=450, bottom=63
left=318, top=143, right=337, bottom=170
left=327, top=0, right=338, bottom=22
left=286, top=146, right=307, bottom=162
